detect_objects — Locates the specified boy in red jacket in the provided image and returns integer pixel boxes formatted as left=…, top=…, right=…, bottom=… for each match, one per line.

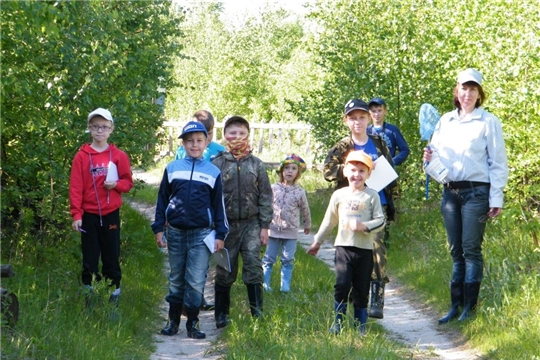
left=69, top=108, right=133, bottom=306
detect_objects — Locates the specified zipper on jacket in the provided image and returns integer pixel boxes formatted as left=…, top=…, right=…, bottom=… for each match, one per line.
left=188, top=158, right=195, bottom=210
left=236, top=159, right=241, bottom=220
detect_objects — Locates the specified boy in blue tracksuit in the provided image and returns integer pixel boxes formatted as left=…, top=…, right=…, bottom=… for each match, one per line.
left=173, top=110, right=225, bottom=310
left=152, top=121, right=228, bottom=339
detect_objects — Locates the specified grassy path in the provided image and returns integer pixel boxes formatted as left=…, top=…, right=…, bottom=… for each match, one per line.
left=295, top=233, right=480, bottom=360
left=128, top=170, right=480, bottom=359
left=126, top=200, right=225, bottom=359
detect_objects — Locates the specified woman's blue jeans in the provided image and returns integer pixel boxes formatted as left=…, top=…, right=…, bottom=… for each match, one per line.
left=164, top=225, right=211, bottom=308
left=441, top=185, right=489, bottom=284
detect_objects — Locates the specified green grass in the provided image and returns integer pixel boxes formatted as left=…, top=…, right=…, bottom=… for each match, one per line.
left=6, top=160, right=538, bottom=359
left=389, top=192, right=540, bottom=359
left=1, top=205, right=166, bottom=360
left=222, top=253, right=410, bottom=359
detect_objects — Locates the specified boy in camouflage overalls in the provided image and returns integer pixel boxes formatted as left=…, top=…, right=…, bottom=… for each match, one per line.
left=211, top=116, right=273, bottom=328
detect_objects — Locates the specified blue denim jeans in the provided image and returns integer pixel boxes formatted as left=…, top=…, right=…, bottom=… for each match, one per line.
left=441, top=185, right=490, bottom=283
left=262, top=237, right=297, bottom=270
left=164, top=225, right=211, bottom=308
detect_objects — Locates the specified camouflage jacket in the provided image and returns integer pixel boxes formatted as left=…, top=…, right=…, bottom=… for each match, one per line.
left=323, top=135, right=397, bottom=221
left=212, top=151, right=273, bottom=228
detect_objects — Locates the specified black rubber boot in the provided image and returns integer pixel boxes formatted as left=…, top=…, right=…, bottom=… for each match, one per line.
left=368, top=281, right=385, bottom=319
left=214, top=285, right=231, bottom=329
left=161, top=302, right=181, bottom=336
left=185, top=307, right=206, bottom=339
left=246, top=283, right=263, bottom=318
left=458, top=282, right=480, bottom=322
left=439, top=281, right=463, bottom=324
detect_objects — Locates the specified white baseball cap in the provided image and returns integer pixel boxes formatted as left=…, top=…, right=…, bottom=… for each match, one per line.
left=87, top=108, right=114, bottom=123
left=457, top=68, right=483, bottom=86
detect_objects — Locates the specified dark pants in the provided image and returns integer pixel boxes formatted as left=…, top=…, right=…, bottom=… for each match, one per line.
left=372, top=205, right=389, bottom=283
left=441, top=185, right=489, bottom=283
left=334, top=246, right=373, bottom=309
left=81, top=209, right=121, bottom=288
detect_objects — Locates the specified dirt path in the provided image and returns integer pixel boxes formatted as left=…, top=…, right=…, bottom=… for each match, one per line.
left=129, top=171, right=481, bottom=359
left=126, top=200, right=224, bottom=360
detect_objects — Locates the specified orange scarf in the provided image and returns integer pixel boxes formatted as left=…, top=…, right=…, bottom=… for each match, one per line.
left=225, top=136, right=251, bottom=159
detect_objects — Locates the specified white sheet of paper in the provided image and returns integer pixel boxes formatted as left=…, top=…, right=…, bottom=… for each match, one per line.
left=424, top=158, right=449, bottom=184
left=365, top=156, right=398, bottom=192
left=214, top=248, right=231, bottom=272
left=203, top=230, right=216, bottom=253
left=106, top=161, right=119, bottom=182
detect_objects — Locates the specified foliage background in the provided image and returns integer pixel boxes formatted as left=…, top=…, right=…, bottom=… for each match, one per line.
left=1, top=0, right=539, bottom=358
left=1, top=0, right=181, bottom=258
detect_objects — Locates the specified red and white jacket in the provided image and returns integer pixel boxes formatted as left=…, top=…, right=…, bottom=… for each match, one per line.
left=69, top=143, right=133, bottom=221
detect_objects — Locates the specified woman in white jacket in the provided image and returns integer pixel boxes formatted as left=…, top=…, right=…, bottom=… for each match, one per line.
left=424, top=68, right=509, bottom=324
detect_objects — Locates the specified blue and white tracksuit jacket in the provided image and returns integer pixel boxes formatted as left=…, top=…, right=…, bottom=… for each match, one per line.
left=151, top=156, right=229, bottom=240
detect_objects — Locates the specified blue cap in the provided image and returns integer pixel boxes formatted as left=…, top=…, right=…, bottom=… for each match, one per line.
left=179, top=121, right=208, bottom=139
left=368, top=97, right=386, bottom=107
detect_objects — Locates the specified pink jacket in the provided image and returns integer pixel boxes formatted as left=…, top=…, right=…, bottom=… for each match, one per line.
left=268, top=182, right=311, bottom=240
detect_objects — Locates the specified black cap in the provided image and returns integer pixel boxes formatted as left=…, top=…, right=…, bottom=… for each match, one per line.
left=368, top=97, right=387, bottom=107
left=223, top=115, right=250, bottom=132
left=344, top=99, right=369, bottom=115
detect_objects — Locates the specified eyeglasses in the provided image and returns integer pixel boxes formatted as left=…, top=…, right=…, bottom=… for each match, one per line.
left=89, top=125, right=112, bottom=132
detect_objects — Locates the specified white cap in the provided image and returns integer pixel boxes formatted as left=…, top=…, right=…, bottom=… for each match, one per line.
left=87, top=108, right=114, bottom=123
left=457, top=68, right=483, bottom=86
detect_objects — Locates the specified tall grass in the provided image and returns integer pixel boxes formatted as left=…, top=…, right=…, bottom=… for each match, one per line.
left=1, top=206, right=166, bottom=359
left=389, top=191, right=540, bottom=359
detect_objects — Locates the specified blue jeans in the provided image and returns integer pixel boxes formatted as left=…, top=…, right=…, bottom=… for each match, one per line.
left=262, top=237, right=297, bottom=270
left=164, top=225, right=211, bottom=308
left=441, top=185, right=489, bottom=283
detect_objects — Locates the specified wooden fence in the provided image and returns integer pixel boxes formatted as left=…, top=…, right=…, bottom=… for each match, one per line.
left=157, top=120, right=316, bottom=164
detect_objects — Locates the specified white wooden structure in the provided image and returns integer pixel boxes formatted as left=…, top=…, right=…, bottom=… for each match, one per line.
left=157, top=120, right=315, bottom=161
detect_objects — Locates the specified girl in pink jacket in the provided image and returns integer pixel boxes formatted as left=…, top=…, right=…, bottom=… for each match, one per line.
left=262, top=154, right=311, bottom=293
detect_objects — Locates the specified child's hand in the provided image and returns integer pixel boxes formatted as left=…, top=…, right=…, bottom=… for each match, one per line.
left=72, top=219, right=83, bottom=232
left=155, top=232, right=166, bottom=248
left=304, top=228, right=310, bottom=235
left=260, top=228, right=269, bottom=246
left=215, top=239, right=225, bottom=252
left=307, top=242, right=320, bottom=256
left=348, top=219, right=369, bottom=232
left=104, top=181, right=117, bottom=190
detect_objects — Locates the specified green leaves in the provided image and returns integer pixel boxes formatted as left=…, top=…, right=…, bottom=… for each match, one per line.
left=164, top=3, right=321, bottom=123
left=1, top=0, right=182, bottom=258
